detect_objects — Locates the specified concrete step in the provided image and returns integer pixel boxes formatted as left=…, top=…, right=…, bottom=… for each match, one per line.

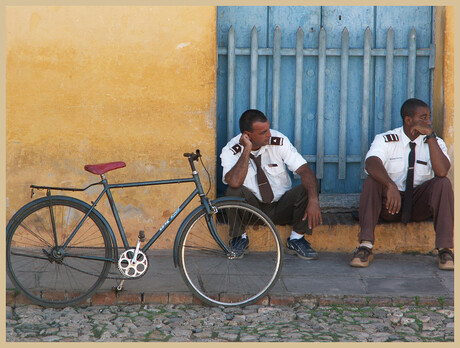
left=271, top=193, right=437, bottom=254
left=276, top=213, right=436, bottom=254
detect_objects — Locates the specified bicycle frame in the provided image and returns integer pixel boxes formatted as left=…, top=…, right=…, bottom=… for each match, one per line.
left=30, top=154, right=229, bottom=261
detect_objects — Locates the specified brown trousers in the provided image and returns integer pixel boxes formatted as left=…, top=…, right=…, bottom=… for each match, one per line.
left=358, top=176, right=454, bottom=249
left=225, top=185, right=311, bottom=237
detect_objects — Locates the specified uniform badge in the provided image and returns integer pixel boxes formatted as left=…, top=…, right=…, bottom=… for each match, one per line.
left=269, top=137, right=283, bottom=146
left=383, top=134, right=399, bottom=142
left=231, top=144, right=242, bottom=155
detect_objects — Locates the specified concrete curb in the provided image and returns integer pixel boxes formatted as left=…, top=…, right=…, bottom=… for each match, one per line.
left=7, top=289, right=453, bottom=308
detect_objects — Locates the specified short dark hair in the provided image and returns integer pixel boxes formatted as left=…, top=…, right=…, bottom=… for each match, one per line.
left=400, top=98, right=429, bottom=120
left=239, top=109, right=268, bottom=133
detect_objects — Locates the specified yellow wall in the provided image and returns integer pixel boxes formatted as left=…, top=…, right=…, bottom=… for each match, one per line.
left=6, top=6, right=217, bottom=247
left=443, top=6, right=454, bottom=185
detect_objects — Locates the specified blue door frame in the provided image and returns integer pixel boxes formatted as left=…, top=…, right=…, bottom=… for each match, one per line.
left=216, top=6, right=435, bottom=197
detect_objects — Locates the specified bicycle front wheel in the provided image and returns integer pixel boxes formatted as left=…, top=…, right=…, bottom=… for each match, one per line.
left=6, top=196, right=113, bottom=308
left=178, top=201, right=283, bottom=306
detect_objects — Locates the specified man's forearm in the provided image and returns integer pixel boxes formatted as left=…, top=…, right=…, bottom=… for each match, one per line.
left=426, top=138, right=451, bottom=177
left=224, top=148, right=251, bottom=188
left=296, top=164, right=319, bottom=200
left=365, top=156, right=397, bottom=188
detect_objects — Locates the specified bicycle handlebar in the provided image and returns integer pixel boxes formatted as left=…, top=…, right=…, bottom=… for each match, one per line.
left=183, top=149, right=201, bottom=161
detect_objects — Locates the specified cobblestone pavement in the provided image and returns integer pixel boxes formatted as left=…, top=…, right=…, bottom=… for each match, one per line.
left=6, top=301, right=454, bottom=342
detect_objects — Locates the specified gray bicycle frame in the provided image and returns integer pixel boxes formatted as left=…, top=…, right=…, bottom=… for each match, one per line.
left=30, top=154, right=230, bottom=262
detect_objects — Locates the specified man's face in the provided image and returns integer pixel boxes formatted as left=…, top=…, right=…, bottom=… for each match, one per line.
left=405, top=106, right=431, bottom=129
left=410, top=106, right=432, bottom=125
left=246, top=121, right=271, bottom=149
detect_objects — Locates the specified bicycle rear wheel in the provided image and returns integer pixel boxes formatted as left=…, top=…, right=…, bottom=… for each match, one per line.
left=6, top=196, right=113, bottom=307
left=178, top=201, right=283, bottom=306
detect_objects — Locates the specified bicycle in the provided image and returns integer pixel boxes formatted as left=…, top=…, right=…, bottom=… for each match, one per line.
left=6, top=150, right=283, bottom=308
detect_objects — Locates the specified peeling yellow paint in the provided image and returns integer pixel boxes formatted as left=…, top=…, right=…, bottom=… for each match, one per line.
left=6, top=6, right=217, bottom=247
left=443, top=7, right=454, bottom=187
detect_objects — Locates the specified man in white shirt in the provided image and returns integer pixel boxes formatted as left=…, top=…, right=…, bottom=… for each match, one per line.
left=351, top=98, right=454, bottom=270
left=220, top=109, right=322, bottom=259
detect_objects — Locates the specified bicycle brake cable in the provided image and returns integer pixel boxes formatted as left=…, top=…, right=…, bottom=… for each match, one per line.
left=199, top=156, right=212, bottom=195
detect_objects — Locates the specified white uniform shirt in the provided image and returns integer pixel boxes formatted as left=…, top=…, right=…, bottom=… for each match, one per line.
left=365, top=126, right=450, bottom=191
left=220, top=129, right=307, bottom=202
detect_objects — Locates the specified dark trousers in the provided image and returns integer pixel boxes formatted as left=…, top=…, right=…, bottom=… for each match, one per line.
left=225, top=185, right=311, bottom=237
left=358, top=176, right=454, bottom=249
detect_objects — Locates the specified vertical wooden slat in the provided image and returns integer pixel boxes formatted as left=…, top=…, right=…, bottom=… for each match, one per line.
left=384, top=27, right=394, bottom=131
left=294, top=27, right=304, bottom=151
left=227, top=26, right=235, bottom=141
left=407, top=27, right=417, bottom=99
left=360, top=27, right=371, bottom=179
left=272, top=26, right=281, bottom=130
left=250, top=26, right=258, bottom=109
left=316, top=27, right=326, bottom=179
left=338, top=27, right=349, bottom=180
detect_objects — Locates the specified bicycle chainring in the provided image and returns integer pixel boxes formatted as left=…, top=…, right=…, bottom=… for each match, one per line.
left=117, top=249, right=149, bottom=278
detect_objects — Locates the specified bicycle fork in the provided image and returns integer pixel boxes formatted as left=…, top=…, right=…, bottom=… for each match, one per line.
left=203, top=200, right=231, bottom=255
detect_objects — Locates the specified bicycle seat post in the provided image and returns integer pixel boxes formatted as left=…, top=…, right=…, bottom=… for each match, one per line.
left=100, top=173, right=109, bottom=189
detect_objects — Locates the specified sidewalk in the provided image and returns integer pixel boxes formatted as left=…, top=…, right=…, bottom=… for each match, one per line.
left=6, top=250, right=454, bottom=307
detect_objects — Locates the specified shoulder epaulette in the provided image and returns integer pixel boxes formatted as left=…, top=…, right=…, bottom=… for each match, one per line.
left=383, top=134, right=399, bottom=142
left=269, top=137, right=283, bottom=146
left=230, top=144, right=242, bottom=155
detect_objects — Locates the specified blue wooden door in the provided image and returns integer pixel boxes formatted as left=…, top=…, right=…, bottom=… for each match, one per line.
left=217, top=6, right=435, bottom=196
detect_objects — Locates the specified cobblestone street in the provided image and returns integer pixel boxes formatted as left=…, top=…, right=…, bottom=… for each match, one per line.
left=6, top=301, right=454, bottom=342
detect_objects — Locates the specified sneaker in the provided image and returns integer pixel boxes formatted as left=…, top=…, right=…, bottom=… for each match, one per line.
left=286, top=237, right=318, bottom=260
left=229, top=236, right=249, bottom=259
left=438, top=248, right=454, bottom=271
left=350, top=246, right=373, bottom=267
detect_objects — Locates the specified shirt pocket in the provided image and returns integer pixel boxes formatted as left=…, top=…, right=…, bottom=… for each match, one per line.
left=386, top=157, right=405, bottom=174
left=264, top=164, right=285, bottom=176
left=415, top=157, right=432, bottom=176
left=264, top=164, right=289, bottom=187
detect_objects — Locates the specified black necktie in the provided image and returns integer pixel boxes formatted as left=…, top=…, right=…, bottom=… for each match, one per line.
left=401, top=142, right=416, bottom=224
left=250, top=154, right=274, bottom=203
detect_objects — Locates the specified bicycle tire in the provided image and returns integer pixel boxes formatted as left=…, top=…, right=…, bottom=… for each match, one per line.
left=178, top=201, right=283, bottom=306
left=6, top=196, right=113, bottom=308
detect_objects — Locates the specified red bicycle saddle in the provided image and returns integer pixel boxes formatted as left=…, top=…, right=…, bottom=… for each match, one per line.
left=84, top=161, right=126, bottom=175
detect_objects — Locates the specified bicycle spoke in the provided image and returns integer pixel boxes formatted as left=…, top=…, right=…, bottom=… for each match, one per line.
left=179, top=201, right=282, bottom=306
left=7, top=197, right=112, bottom=307
left=18, top=221, right=54, bottom=248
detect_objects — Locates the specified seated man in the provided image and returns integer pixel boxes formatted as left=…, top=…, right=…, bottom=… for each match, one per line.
left=351, top=98, right=454, bottom=270
left=220, top=109, right=322, bottom=259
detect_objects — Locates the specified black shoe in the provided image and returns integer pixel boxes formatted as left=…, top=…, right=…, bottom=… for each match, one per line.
left=229, top=236, right=249, bottom=259
left=286, top=237, right=318, bottom=260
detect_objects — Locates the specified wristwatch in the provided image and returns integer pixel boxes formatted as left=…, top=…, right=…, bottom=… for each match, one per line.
left=426, top=131, right=436, bottom=139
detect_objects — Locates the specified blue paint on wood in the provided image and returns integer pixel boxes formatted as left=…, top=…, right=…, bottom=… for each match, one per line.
left=217, top=6, right=434, bottom=195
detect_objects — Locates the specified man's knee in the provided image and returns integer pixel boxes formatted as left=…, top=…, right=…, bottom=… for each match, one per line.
left=290, top=185, right=308, bottom=205
left=432, top=176, right=453, bottom=191
left=362, top=176, right=383, bottom=192
left=225, top=185, right=258, bottom=204
left=225, top=186, right=246, bottom=197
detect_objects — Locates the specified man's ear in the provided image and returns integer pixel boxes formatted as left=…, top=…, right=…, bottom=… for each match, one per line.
left=403, top=115, right=411, bottom=126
